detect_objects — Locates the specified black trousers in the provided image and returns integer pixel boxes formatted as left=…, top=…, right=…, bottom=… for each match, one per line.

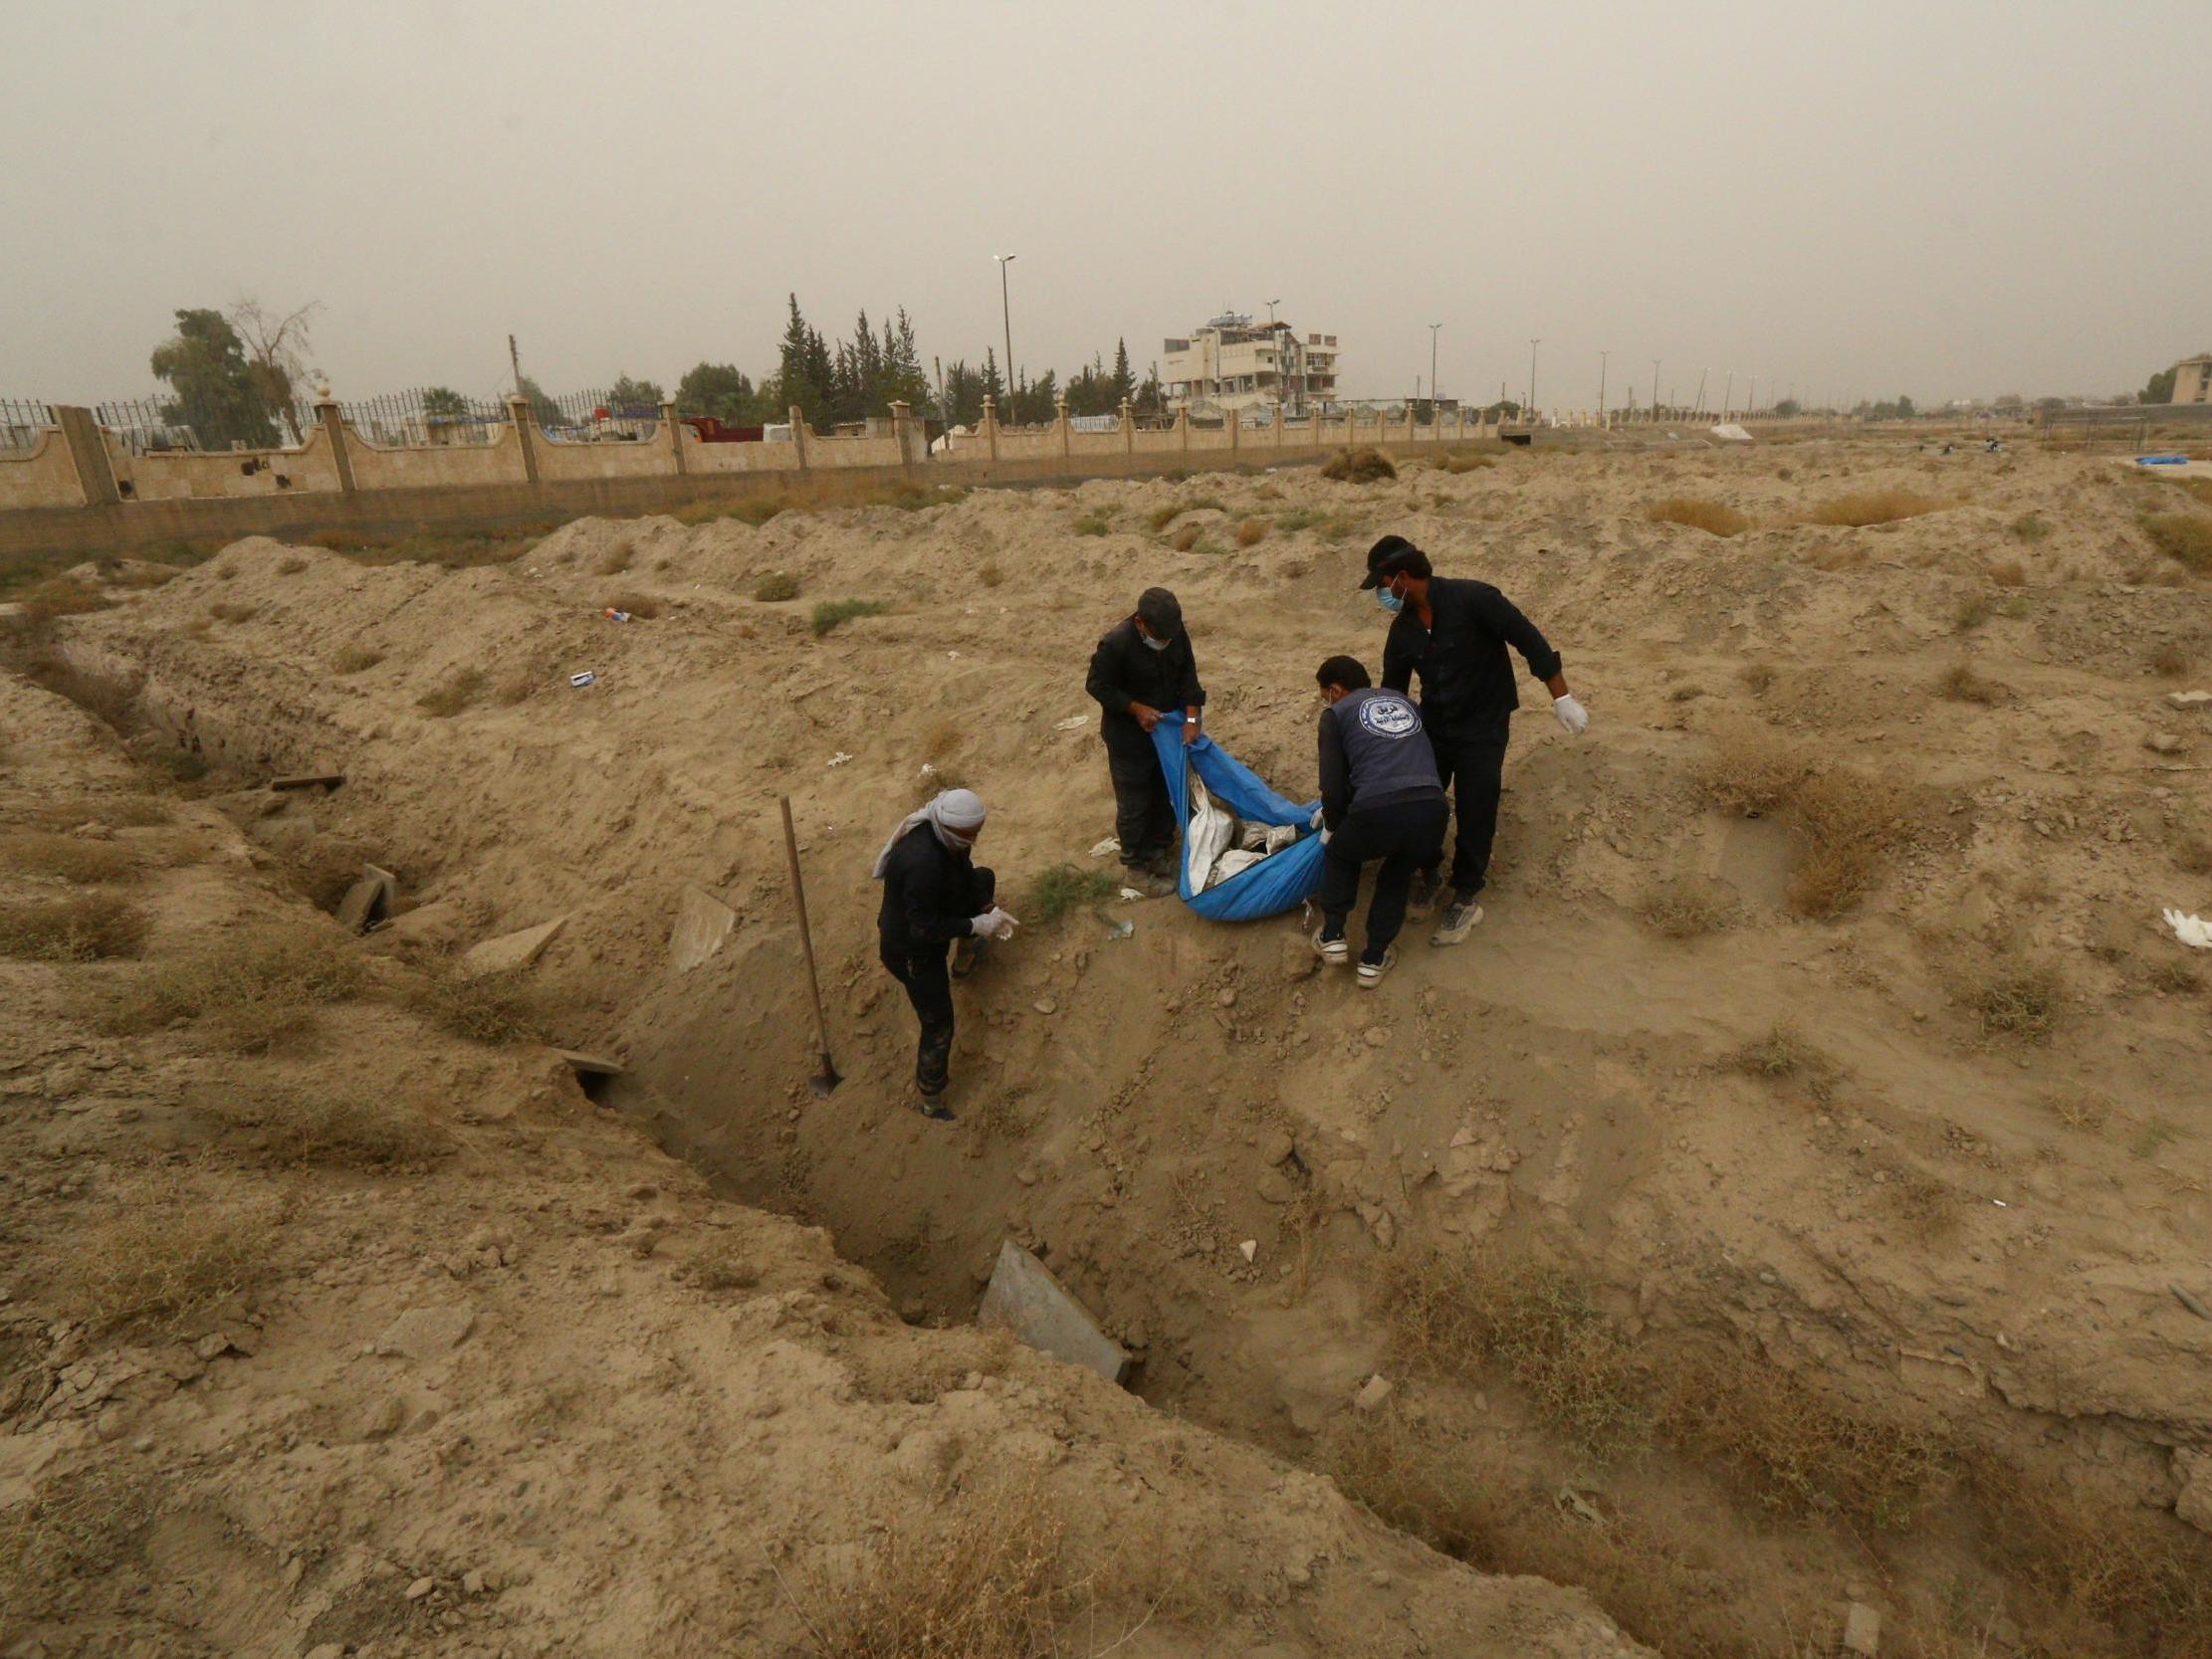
left=1423, top=728, right=1509, bottom=899
left=1106, top=738, right=1177, bottom=869
left=1319, top=797, right=1449, bottom=963
left=880, top=867, right=994, bottom=1099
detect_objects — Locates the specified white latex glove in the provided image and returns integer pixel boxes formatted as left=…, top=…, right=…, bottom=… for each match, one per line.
left=971, top=908, right=1019, bottom=940
left=1309, top=805, right=1325, bottom=830
left=1553, top=693, right=1589, bottom=735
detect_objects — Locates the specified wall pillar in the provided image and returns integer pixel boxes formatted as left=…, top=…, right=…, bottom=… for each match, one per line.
left=982, top=395, right=999, bottom=462
left=316, top=395, right=356, bottom=496
left=53, top=407, right=117, bottom=507
left=1177, top=406, right=1190, bottom=451
left=506, top=395, right=540, bottom=485
left=1119, top=398, right=1134, bottom=455
left=1055, top=393, right=1070, bottom=460
left=662, top=400, right=685, bottom=476
left=1229, top=407, right=1239, bottom=453
left=789, top=405, right=809, bottom=471
left=890, top=400, right=917, bottom=470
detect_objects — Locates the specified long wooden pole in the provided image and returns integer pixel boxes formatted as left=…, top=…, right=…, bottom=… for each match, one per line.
left=778, top=795, right=839, bottom=1092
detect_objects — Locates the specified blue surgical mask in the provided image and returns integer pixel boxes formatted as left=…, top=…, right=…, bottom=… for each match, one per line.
left=1377, top=586, right=1405, bottom=615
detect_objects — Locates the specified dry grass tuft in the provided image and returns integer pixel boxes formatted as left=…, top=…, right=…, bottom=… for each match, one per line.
left=406, top=962, right=546, bottom=1043
left=978, top=559, right=1004, bottom=587
left=753, top=570, right=799, bottom=602
left=107, top=921, right=366, bottom=1048
left=812, top=598, right=889, bottom=636
left=0, top=891, right=145, bottom=960
left=1799, top=490, right=1946, bottom=527
left=1321, top=445, right=1397, bottom=484
left=2142, top=512, right=2212, bottom=573
left=1637, top=876, right=1734, bottom=937
left=2149, top=639, right=2193, bottom=678
left=194, top=1075, right=451, bottom=1169
left=1234, top=517, right=1267, bottom=547
left=1938, top=661, right=2004, bottom=704
left=0, top=831, right=138, bottom=884
left=207, top=600, right=258, bottom=624
left=1727, top=1022, right=1829, bottom=1081
left=1168, top=524, right=1201, bottom=552
left=1959, top=960, right=2062, bottom=1040
left=1072, top=510, right=1113, bottom=536
left=416, top=666, right=485, bottom=718
left=331, top=642, right=383, bottom=675
left=1438, top=450, right=1497, bottom=475
left=1954, top=593, right=1992, bottom=630
left=602, top=591, right=660, bottom=619
left=594, top=539, right=635, bottom=575
left=1021, top=863, right=1118, bottom=926
left=2174, top=819, right=2212, bottom=875
left=1647, top=497, right=1750, bottom=536
left=1696, top=725, right=1812, bottom=816
left=2009, top=513, right=2050, bottom=542
left=0, top=1464, right=160, bottom=1632
left=1699, top=726, right=1923, bottom=916
left=1738, top=661, right=1777, bottom=695
left=1987, top=558, right=2028, bottom=586
left=1376, top=1245, right=1651, bottom=1460
left=62, top=1176, right=270, bottom=1330
left=10, top=577, right=111, bottom=621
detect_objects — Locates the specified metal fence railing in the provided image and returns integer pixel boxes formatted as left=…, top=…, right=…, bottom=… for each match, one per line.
left=1, top=397, right=54, bottom=454
left=95, top=399, right=202, bottom=455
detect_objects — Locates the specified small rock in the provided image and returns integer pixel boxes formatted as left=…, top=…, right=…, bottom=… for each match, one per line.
left=373, top=1306, right=476, bottom=1361
left=1353, top=1374, right=1395, bottom=1414
left=1260, top=1133, right=1295, bottom=1165
left=2165, top=690, right=2210, bottom=711
left=1369, top=1567, right=1392, bottom=1586
left=1032, top=998, right=1056, bottom=1016
left=1364, top=1026, right=1390, bottom=1049
left=1217, top=987, right=1238, bottom=1008
left=462, top=1569, right=489, bottom=1595
left=306, top=1646, right=344, bottom=1659
left=1843, top=1600, right=1881, bottom=1656
left=2146, top=732, right=2185, bottom=755
left=361, top=1395, right=407, bottom=1441
left=194, top=1333, right=231, bottom=1361
left=405, top=1575, right=436, bottom=1601
left=1238, top=1239, right=1257, bottom=1263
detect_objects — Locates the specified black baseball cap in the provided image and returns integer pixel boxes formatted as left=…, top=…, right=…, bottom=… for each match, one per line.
left=1136, top=586, right=1183, bottom=639
left=1359, top=534, right=1433, bottom=589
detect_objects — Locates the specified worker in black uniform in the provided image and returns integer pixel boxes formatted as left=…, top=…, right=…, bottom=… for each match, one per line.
left=1362, top=535, right=1588, bottom=945
left=872, top=788, right=1016, bottom=1121
left=1312, top=655, right=1448, bottom=988
left=1084, top=586, right=1206, bottom=897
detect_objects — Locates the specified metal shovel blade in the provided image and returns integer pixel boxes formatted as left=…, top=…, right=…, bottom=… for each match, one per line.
left=809, top=1053, right=843, bottom=1097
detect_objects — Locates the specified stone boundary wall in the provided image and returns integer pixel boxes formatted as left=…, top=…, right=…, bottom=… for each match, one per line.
left=0, top=390, right=1811, bottom=557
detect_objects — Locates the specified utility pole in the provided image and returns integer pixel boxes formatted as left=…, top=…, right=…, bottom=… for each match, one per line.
left=1749, top=374, right=1759, bottom=414
left=1528, top=338, right=1540, bottom=421
left=995, top=254, right=1016, bottom=416
left=1693, top=366, right=1708, bottom=415
left=1267, top=298, right=1280, bottom=323
left=1598, top=349, right=1610, bottom=425
left=1429, top=322, right=1442, bottom=422
left=1651, top=359, right=1661, bottom=417
left=1723, top=370, right=1733, bottom=420
left=508, top=333, right=522, bottom=396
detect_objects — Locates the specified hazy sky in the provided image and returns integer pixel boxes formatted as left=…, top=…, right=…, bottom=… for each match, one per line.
left=5, top=0, right=2206, bottom=410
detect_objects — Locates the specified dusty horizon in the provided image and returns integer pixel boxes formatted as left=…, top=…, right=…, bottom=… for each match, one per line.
left=3, top=0, right=2206, bottom=410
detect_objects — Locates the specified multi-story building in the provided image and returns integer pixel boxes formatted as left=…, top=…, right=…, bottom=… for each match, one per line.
left=2167, top=354, right=2212, bottom=405
left=1162, top=313, right=1339, bottom=415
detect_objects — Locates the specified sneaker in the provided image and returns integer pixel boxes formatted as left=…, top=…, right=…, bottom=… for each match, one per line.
left=1431, top=899, right=1484, bottom=947
left=950, top=936, right=980, bottom=980
left=1407, top=872, right=1439, bottom=921
left=1311, top=927, right=1349, bottom=966
left=1356, top=947, right=1397, bottom=988
left=1129, top=869, right=1178, bottom=899
left=914, top=1094, right=956, bottom=1122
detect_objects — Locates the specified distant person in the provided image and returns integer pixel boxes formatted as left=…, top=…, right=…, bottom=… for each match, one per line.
left=872, top=788, right=1016, bottom=1121
left=1310, top=655, right=1447, bottom=988
left=1363, top=535, right=1588, bottom=944
left=1085, top=586, right=1206, bottom=896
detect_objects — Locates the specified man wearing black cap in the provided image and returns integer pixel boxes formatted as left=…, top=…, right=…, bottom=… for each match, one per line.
left=1085, top=587, right=1206, bottom=897
left=1360, top=535, right=1587, bottom=944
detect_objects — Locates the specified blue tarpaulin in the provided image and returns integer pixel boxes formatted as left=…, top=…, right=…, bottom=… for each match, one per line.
left=1149, top=713, right=1325, bottom=921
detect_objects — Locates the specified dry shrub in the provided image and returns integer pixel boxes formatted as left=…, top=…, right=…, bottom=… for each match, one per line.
left=1727, top=1023, right=1830, bottom=1081
left=406, top=962, right=545, bottom=1043
left=922, top=717, right=962, bottom=761
left=276, top=554, right=308, bottom=575
left=2047, top=1092, right=2111, bottom=1133
left=602, top=591, right=660, bottom=619
left=1438, top=450, right=1497, bottom=475
left=978, top=560, right=1004, bottom=587
left=1637, top=875, right=1734, bottom=937
left=1233, top=517, right=1267, bottom=547
left=62, top=1176, right=270, bottom=1330
left=0, top=1464, right=160, bottom=1637
left=1022, top=864, right=1117, bottom=925
left=1275, top=507, right=1323, bottom=531
left=1376, top=1244, right=1651, bottom=1460
left=1738, top=660, right=1777, bottom=695
left=1700, top=728, right=1920, bottom=916
left=1072, top=510, right=1113, bottom=536
left=2149, top=639, right=2192, bottom=678
left=1959, top=960, right=2061, bottom=1040
left=107, top=921, right=366, bottom=1048
left=812, top=598, right=888, bottom=636
left=0, top=831, right=138, bottom=884
left=11, top=577, right=111, bottom=620
left=1954, top=593, right=1993, bottom=630
left=331, top=642, right=383, bottom=675
left=594, top=538, right=635, bottom=574
left=754, top=570, right=800, bottom=602
left=797, top=1481, right=1091, bottom=1659
left=1647, top=497, right=1750, bottom=536
left=1987, top=557, right=2027, bottom=586
left=0, top=891, right=145, bottom=960
left=2142, top=513, right=2212, bottom=573
left=1168, top=524, right=1200, bottom=552
left=1321, top=446, right=1396, bottom=484
left=2148, top=957, right=2202, bottom=994
left=684, top=1237, right=761, bottom=1293
left=193, top=1075, right=451, bottom=1169
left=208, top=600, right=257, bottom=624
left=1800, top=490, right=1946, bottom=527
left=1696, top=725, right=1812, bottom=816
left=2174, top=819, right=2212, bottom=875
left=1938, top=661, right=2004, bottom=704
left=2010, top=513, right=2050, bottom=542
left=416, top=666, right=485, bottom=718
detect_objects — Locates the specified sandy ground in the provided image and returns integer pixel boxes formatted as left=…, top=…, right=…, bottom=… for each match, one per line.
left=10, top=434, right=2212, bottom=1655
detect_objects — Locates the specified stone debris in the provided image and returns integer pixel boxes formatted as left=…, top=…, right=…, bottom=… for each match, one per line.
left=270, top=773, right=345, bottom=792
left=554, top=1049, right=624, bottom=1077
left=2177, top=1447, right=2212, bottom=1536
left=372, top=1306, right=476, bottom=1361
left=977, top=1240, right=1130, bottom=1385
left=1238, top=1239, right=1257, bottom=1263
left=1352, top=1374, right=1395, bottom=1414
left=2165, top=690, right=2210, bottom=711
left=2145, top=731, right=2185, bottom=754
left=669, top=884, right=738, bottom=972
left=460, top=916, right=567, bottom=978
left=405, top=1575, right=436, bottom=1601
left=1843, top=1600, right=1881, bottom=1656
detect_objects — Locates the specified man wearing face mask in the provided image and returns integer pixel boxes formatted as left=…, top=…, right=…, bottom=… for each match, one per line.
left=1085, top=586, right=1206, bottom=897
left=1362, top=535, right=1588, bottom=945
left=874, top=787, right=1018, bottom=1121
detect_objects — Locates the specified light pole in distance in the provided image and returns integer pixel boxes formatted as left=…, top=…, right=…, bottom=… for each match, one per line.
left=1651, top=359, right=1661, bottom=418
left=1598, top=349, right=1609, bottom=426
left=1528, top=338, right=1540, bottom=421
left=1429, top=322, right=1442, bottom=424
left=994, top=254, right=1017, bottom=411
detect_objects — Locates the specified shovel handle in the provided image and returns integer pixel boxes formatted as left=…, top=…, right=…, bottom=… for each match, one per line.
left=778, top=796, right=836, bottom=1077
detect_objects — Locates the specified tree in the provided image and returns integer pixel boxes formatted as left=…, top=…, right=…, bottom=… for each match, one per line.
left=1110, top=338, right=1135, bottom=409
left=229, top=297, right=321, bottom=444
left=515, top=374, right=560, bottom=425
left=880, top=308, right=932, bottom=412
left=150, top=308, right=277, bottom=450
left=676, top=362, right=758, bottom=423
left=942, top=359, right=985, bottom=426
left=1773, top=397, right=1802, bottom=417
left=2143, top=365, right=2178, bottom=405
left=421, top=386, right=468, bottom=417
left=1133, top=360, right=1166, bottom=417
left=606, top=374, right=664, bottom=413
left=980, top=348, right=1005, bottom=409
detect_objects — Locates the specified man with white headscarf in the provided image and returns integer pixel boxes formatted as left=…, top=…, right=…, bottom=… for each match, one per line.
left=873, top=788, right=1016, bottom=1120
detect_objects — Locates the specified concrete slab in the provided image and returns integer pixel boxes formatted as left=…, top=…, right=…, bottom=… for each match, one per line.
left=461, top=916, right=566, bottom=979
left=334, top=876, right=384, bottom=933
left=669, top=884, right=738, bottom=972
left=554, top=1049, right=625, bottom=1077
left=270, top=773, right=345, bottom=792
left=977, top=1240, right=1131, bottom=1386
left=362, top=862, right=398, bottom=906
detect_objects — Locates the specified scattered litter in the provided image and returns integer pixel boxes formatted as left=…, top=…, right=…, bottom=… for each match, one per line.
left=603, top=608, right=631, bottom=622
left=2136, top=454, right=2190, bottom=466
left=1352, top=1374, right=1394, bottom=1414
left=2172, top=1284, right=2212, bottom=1323
left=2163, top=909, right=2212, bottom=949
left=1052, top=715, right=1090, bottom=731
left=978, top=1240, right=1130, bottom=1384
left=1237, top=1239, right=1257, bottom=1263
left=1118, top=886, right=1144, bottom=902
left=826, top=751, right=852, bottom=767
left=1991, top=1198, right=2008, bottom=1208
left=1088, top=836, right=1122, bottom=859
left=568, top=671, right=596, bottom=689
left=1096, top=913, right=1133, bottom=940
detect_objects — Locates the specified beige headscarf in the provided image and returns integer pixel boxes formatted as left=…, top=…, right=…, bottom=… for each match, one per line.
left=870, top=788, right=988, bottom=879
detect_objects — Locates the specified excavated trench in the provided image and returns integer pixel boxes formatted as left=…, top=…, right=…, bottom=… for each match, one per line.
left=25, top=607, right=2212, bottom=1659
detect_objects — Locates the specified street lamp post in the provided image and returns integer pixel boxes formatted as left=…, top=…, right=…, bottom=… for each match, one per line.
left=1598, top=349, right=1609, bottom=426
left=1723, top=370, right=1734, bottom=421
left=1652, top=359, right=1661, bottom=418
left=1429, top=322, right=1442, bottom=425
left=995, top=254, right=1016, bottom=413
left=1528, top=338, right=1540, bottom=422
